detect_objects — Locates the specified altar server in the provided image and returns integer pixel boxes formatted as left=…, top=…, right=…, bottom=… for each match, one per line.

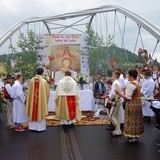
left=11, top=74, right=28, bottom=132
left=109, top=71, right=123, bottom=136
left=114, top=68, right=126, bottom=128
left=26, top=67, right=50, bottom=132
left=55, top=71, right=81, bottom=132
left=141, top=71, right=155, bottom=122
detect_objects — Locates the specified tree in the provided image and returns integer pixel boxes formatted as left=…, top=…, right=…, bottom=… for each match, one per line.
left=10, top=30, right=45, bottom=79
left=81, top=24, right=114, bottom=78
left=82, top=24, right=143, bottom=77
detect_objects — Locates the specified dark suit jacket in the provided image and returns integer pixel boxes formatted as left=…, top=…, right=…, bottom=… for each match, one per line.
left=94, top=82, right=105, bottom=95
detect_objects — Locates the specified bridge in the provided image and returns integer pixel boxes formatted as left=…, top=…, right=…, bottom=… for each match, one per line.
left=0, top=5, right=160, bottom=60
left=0, top=5, right=160, bottom=159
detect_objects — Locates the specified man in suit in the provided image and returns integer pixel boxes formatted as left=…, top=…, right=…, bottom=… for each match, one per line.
left=94, top=76, right=105, bottom=97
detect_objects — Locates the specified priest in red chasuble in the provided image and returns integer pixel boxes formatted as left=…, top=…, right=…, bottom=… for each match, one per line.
left=26, top=67, right=50, bottom=132
left=55, top=71, right=81, bottom=132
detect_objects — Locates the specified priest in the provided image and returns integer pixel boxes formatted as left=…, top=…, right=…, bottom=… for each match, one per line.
left=55, top=71, right=81, bottom=132
left=26, top=67, right=50, bottom=132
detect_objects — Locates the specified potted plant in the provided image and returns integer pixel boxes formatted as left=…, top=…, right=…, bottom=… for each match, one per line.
left=99, top=108, right=108, bottom=119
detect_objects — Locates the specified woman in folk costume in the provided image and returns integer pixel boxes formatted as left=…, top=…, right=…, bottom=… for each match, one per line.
left=11, top=74, right=28, bottom=132
left=115, top=69, right=144, bottom=143
left=55, top=71, right=81, bottom=132
left=26, top=67, right=50, bottom=132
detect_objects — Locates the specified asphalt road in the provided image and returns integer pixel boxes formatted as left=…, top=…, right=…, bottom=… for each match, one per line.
left=0, top=113, right=160, bottom=160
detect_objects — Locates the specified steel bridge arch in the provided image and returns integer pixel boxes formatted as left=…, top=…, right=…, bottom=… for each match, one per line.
left=0, top=5, right=160, bottom=48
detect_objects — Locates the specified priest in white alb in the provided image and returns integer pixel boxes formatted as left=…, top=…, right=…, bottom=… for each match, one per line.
left=55, top=71, right=81, bottom=132
left=26, top=67, right=50, bottom=132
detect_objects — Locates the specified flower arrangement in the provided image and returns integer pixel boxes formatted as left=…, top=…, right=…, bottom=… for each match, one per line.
left=43, top=75, right=55, bottom=89
left=45, top=55, right=55, bottom=78
left=75, top=73, right=88, bottom=84
left=99, top=108, right=107, bottom=115
left=44, top=55, right=55, bottom=89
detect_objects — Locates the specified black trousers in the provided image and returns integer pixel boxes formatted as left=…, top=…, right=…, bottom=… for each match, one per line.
left=150, top=106, right=160, bottom=129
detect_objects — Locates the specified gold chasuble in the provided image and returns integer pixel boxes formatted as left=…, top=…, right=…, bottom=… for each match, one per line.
left=26, top=76, right=50, bottom=122
left=55, top=76, right=81, bottom=121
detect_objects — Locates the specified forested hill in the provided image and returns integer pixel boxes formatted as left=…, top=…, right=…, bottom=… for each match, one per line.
left=0, top=53, right=16, bottom=63
left=1, top=46, right=157, bottom=69
left=0, top=47, right=140, bottom=64
left=107, top=46, right=139, bottom=64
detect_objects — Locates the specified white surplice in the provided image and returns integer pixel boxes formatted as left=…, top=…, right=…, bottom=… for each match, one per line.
left=118, top=74, right=126, bottom=89
left=109, top=79, right=123, bottom=100
left=11, top=80, right=28, bottom=123
left=141, top=77, right=155, bottom=117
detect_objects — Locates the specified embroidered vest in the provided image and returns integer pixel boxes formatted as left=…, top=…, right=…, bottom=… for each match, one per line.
left=4, top=83, right=11, bottom=99
left=131, top=82, right=141, bottom=100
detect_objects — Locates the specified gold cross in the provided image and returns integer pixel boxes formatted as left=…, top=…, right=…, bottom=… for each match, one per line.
left=70, top=111, right=75, bottom=116
left=108, top=55, right=119, bottom=70
left=68, top=99, right=75, bottom=105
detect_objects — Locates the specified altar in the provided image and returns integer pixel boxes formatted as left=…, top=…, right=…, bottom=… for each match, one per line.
left=48, top=89, right=96, bottom=112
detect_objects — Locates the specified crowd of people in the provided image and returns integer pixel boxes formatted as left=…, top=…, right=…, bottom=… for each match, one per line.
left=0, top=68, right=50, bottom=132
left=0, top=65, right=160, bottom=152
left=93, top=65, right=160, bottom=151
left=0, top=68, right=81, bottom=133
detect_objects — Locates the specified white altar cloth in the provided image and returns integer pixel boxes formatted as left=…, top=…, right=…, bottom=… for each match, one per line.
left=48, top=90, right=96, bottom=112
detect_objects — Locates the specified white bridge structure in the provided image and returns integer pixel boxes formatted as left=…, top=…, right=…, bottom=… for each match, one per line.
left=0, top=5, right=160, bottom=61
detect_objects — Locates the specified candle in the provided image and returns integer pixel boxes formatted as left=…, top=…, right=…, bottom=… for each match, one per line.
left=52, top=71, right=53, bottom=78
left=115, top=83, right=118, bottom=101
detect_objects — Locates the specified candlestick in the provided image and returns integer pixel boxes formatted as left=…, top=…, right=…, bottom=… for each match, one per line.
left=52, top=71, right=53, bottom=78
left=115, top=83, right=118, bottom=101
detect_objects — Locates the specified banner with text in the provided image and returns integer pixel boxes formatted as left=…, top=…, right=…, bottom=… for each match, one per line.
left=45, top=34, right=81, bottom=73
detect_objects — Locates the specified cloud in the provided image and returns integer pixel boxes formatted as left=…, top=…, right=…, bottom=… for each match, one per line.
left=0, top=0, right=160, bottom=60
left=0, top=0, right=160, bottom=32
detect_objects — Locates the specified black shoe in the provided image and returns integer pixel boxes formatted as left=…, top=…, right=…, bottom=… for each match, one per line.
left=143, top=116, right=151, bottom=122
left=155, top=124, right=160, bottom=129
left=70, top=123, right=75, bottom=128
left=110, top=130, right=115, bottom=134
left=106, top=126, right=115, bottom=130
left=120, top=123, right=124, bottom=130
left=111, top=132, right=122, bottom=137
left=62, top=125, right=69, bottom=132
left=126, top=137, right=138, bottom=144
left=107, top=123, right=114, bottom=127
left=156, top=142, right=160, bottom=146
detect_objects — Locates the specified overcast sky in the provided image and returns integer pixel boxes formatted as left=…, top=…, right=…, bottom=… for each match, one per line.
left=0, top=0, right=160, bottom=60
